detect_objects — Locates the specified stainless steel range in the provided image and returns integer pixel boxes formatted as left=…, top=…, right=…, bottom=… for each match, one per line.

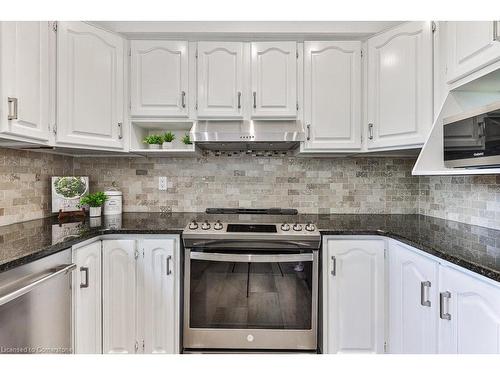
left=182, top=208, right=320, bottom=352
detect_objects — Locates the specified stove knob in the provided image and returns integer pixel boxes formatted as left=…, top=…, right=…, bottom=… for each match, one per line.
left=201, top=220, right=211, bottom=230
left=188, top=220, right=198, bottom=230
left=281, top=223, right=290, bottom=231
left=292, top=223, right=302, bottom=231
left=305, top=223, right=316, bottom=232
left=214, top=220, right=223, bottom=230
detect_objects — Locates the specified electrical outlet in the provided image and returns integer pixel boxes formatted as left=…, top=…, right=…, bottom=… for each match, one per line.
left=159, top=176, right=167, bottom=191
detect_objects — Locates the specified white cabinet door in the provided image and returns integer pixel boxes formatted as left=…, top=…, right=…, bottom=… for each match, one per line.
left=131, top=40, right=188, bottom=118
left=102, top=239, right=137, bottom=354
left=367, top=21, right=433, bottom=150
left=389, top=241, right=438, bottom=354
left=438, top=266, right=500, bottom=354
left=251, top=42, right=297, bottom=118
left=142, top=238, right=178, bottom=354
left=0, top=21, right=50, bottom=142
left=73, top=241, right=102, bottom=354
left=323, top=237, right=385, bottom=353
left=197, top=42, right=244, bottom=118
left=57, top=21, right=125, bottom=150
left=446, top=21, right=500, bottom=83
left=303, top=41, right=361, bottom=150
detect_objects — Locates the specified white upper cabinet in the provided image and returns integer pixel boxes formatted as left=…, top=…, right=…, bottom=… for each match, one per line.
left=197, top=42, right=244, bottom=118
left=0, top=22, right=51, bottom=143
left=73, top=241, right=102, bottom=354
left=323, top=237, right=385, bottom=354
left=130, top=40, right=188, bottom=118
left=303, top=41, right=361, bottom=151
left=142, top=239, right=178, bottom=354
left=366, top=21, right=433, bottom=150
left=57, top=21, right=125, bottom=150
left=251, top=42, right=297, bottom=118
left=389, top=241, right=439, bottom=354
left=446, top=21, right=500, bottom=84
left=438, top=266, right=500, bottom=354
left=102, top=239, right=137, bottom=354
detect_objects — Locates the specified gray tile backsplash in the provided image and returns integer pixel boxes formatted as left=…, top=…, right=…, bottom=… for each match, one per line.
left=1, top=147, right=500, bottom=230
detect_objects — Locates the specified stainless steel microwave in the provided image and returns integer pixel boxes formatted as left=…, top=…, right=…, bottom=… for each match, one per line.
left=444, top=101, right=500, bottom=168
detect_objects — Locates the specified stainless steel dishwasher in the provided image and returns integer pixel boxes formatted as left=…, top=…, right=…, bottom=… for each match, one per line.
left=0, top=249, right=75, bottom=354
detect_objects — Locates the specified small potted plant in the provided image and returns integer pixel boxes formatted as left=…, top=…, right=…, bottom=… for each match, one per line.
left=79, top=192, right=108, bottom=217
left=143, top=134, right=163, bottom=149
left=162, top=131, right=176, bottom=149
left=181, top=133, right=192, bottom=148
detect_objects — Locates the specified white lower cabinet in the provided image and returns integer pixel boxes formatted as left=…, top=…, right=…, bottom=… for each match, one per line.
left=388, top=241, right=438, bottom=354
left=323, top=237, right=385, bottom=353
left=73, top=241, right=102, bottom=354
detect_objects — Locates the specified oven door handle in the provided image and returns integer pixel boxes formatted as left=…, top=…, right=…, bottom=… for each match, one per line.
left=189, top=251, right=313, bottom=263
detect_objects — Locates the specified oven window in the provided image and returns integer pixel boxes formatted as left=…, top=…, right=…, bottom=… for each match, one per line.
left=189, top=259, right=313, bottom=330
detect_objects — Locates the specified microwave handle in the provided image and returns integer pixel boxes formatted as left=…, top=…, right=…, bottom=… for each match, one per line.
left=189, top=251, right=313, bottom=263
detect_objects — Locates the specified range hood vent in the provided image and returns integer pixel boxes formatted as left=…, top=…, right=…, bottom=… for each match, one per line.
left=190, top=120, right=305, bottom=151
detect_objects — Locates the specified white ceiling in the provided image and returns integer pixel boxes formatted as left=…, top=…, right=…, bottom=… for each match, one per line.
left=89, top=21, right=405, bottom=40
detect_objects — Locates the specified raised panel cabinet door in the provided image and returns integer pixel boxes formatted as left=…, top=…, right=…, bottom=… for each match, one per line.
left=103, top=240, right=137, bottom=354
left=251, top=41, right=297, bottom=118
left=57, top=21, right=125, bottom=149
left=303, top=41, right=361, bottom=150
left=131, top=40, right=188, bottom=117
left=324, top=238, right=385, bottom=353
left=0, top=21, right=50, bottom=142
left=73, top=241, right=102, bottom=354
left=446, top=21, right=500, bottom=83
left=197, top=42, right=244, bottom=118
left=142, top=238, right=178, bottom=354
left=367, top=21, right=433, bottom=150
left=388, top=241, right=438, bottom=354
left=438, top=266, right=500, bottom=354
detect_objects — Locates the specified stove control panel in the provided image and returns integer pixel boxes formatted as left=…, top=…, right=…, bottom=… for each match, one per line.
left=184, top=220, right=319, bottom=235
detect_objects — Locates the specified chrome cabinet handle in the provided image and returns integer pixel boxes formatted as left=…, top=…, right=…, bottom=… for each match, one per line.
left=331, top=256, right=336, bottom=276
left=306, top=124, right=311, bottom=141
left=368, top=123, right=374, bottom=140
left=420, top=281, right=431, bottom=307
left=181, top=91, right=186, bottom=108
left=440, top=291, right=451, bottom=320
left=7, top=97, right=18, bottom=120
left=118, top=122, right=123, bottom=140
left=166, top=255, right=172, bottom=275
left=493, top=21, right=499, bottom=42
left=237, top=92, right=241, bottom=109
left=0, top=264, right=76, bottom=307
left=80, top=267, right=89, bottom=288
left=253, top=92, right=257, bottom=109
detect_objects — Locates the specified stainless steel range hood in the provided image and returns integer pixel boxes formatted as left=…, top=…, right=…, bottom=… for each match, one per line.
left=190, top=120, right=305, bottom=151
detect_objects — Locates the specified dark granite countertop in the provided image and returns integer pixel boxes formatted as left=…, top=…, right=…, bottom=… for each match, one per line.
left=1, top=212, right=499, bottom=283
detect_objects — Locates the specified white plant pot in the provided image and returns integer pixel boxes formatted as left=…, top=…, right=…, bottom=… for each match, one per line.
left=162, top=142, right=174, bottom=149
left=89, top=206, right=102, bottom=217
left=183, top=143, right=192, bottom=149
left=148, top=144, right=161, bottom=149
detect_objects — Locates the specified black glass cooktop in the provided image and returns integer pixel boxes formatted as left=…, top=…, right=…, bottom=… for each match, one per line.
left=226, top=224, right=277, bottom=233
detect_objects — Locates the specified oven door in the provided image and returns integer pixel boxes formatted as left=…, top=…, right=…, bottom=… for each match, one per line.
left=183, top=248, right=318, bottom=351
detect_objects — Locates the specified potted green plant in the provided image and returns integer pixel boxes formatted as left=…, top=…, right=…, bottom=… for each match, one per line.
left=181, top=133, right=192, bottom=148
left=143, top=134, right=163, bottom=149
left=162, top=131, right=176, bottom=149
left=79, top=192, right=108, bottom=217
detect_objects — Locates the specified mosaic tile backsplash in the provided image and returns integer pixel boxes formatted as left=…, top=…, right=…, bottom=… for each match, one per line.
left=2, top=147, right=500, bottom=230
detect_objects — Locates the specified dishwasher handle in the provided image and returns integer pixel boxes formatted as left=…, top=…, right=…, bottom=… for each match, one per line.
left=0, top=263, right=76, bottom=307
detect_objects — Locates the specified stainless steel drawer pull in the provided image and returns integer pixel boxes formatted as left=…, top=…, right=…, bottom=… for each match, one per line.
left=0, top=263, right=76, bottom=306
left=440, top=291, right=451, bottom=320
left=253, top=92, right=257, bottom=109
left=166, top=255, right=172, bottom=275
left=8, top=97, right=18, bottom=120
left=237, top=92, right=242, bottom=109
left=118, top=122, right=123, bottom=139
left=368, top=123, right=374, bottom=140
left=493, top=21, right=500, bottom=42
left=306, top=124, right=311, bottom=141
left=331, top=256, right=336, bottom=276
left=80, top=267, right=89, bottom=288
left=420, top=281, right=431, bottom=307
left=181, top=91, right=186, bottom=108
